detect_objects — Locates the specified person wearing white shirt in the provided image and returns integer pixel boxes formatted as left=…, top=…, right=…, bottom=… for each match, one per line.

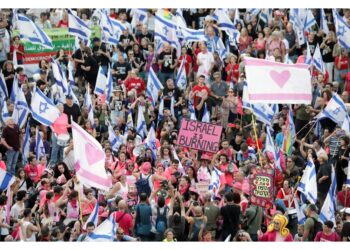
left=197, top=41, right=214, bottom=82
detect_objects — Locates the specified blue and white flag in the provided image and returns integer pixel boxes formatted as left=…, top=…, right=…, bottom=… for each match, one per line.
left=294, top=197, right=306, bottom=224
left=136, top=106, right=147, bottom=139
left=304, top=9, right=317, bottom=32
left=100, top=9, right=126, bottom=45
left=0, top=71, right=8, bottom=102
left=175, top=59, right=187, bottom=90
left=209, top=167, right=222, bottom=197
left=107, top=122, right=123, bottom=152
left=259, top=9, right=271, bottom=24
left=12, top=88, right=29, bottom=128
left=320, top=9, right=330, bottom=35
left=10, top=75, right=19, bottom=103
left=319, top=166, right=337, bottom=224
left=84, top=84, right=95, bottom=128
left=270, top=104, right=279, bottom=116
left=30, top=87, right=60, bottom=127
left=0, top=169, right=16, bottom=191
left=333, top=9, right=350, bottom=49
left=125, top=109, right=134, bottom=129
left=15, top=14, right=53, bottom=49
left=22, top=121, right=31, bottom=164
left=157, top=97, right=164, bottom=125
left=144, top=125, right=157, bottom=160
left=216, top=38, right=228, bottom=61
left=178, top=27, right=206, bottom=42
left=51, top=57, right=69, bottom=94
left=188, top=99, right=197, bottom=120
left=316, top=93, right=349, bottom=127
left=289, top=9, right=306, bottom=45
left=85, top=215, right=117, bottom=242
left=1, top=99, right=10, bottom=124
left=213, top=9, right=240, bottom=43
left=146, top=68, right=163, bottom=107
left=247, top=8, right=261, bottom=16
left=305, top=42, right=313, bottom=66
left=175, top=9, right=187, bottom=29
left=35, top=127, right=46, bottom=161
left=131, top=9, right=148, bottom=30
left=313, top=43, right=326, bottom=74
left=67, top=9, right=91, bottom=41
left=202, top=103, right=210, bottom=123
left=94, top=66, right=108, bottom=96
left=297, top=159, right=318, bottom=204
left=83, top=202, right=99, bottom=230
left=154, top=11, right=181, bottom=56
left=105, top=66, right=113, bottom=104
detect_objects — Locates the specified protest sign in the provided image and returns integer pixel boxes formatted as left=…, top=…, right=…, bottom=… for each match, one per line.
left=177, top=119, right=222, bottom=153
left=249, top=168, right=274, bottom=208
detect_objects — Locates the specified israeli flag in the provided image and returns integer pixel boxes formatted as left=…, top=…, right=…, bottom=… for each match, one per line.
left=94, top=66, right=108, bottom=96
left=0, top=71, right=8, bottom=102
left=175, top=9, right=187, bottom=28
left=242, top=93, right=274, bottom=127
left=10, top=75, right=19, bottom=103
left=83, top=202, right=100, bottom=230
left=319, top=166, right=337, bottom=224
left=213, top=9, right=240, bottom=43
left=0, top=169, right=16, bottom=191
left=84, top=84, right=95, bottom=128
left=100, top=9, right=126, bottom=45
left=35, top=127, right=46, bottom=161
left=297, top=159, right=318, bottom=204
left=145, top=125, right=157, bottom=160
left=188, top=99, right=197, bottom=121
left=320, top=9, right=330, bottom=35
left=305, top=42, right=313, bottom=66
left=136, top=106, right=147, bottom=139
left=85, top=215, right=117, bottom=242
left=316, top=93, right=349, bottom=127
left=22, top=121, right=31, bottom=164
left=270, top=104, right=279, bottom=116
left=51, top=57, right=69, bottom=94
left=208, top=167, right=222, bottom=197
left=294, top=197, right=306, bottom=224
left=157, top=97, right=164, bottom=125
left=30, top=87, right=61, bottom=127
left=107, top=122, right=122, bottom=152
left=202, top=103, right=210, bottom=123
left=105, top=66, right=113, bottom=104
left=333, top=9, right=350, bottom=49
left=247, top=8, right=261, bottom=16
left=259, top=9, right=271, bottom=24
left=304, top=9, right=317, bottom=32
left=154, top=11, right=180, bottom=56
left=68, top=60, right=76, bottom=86
left=178, top=27, right=206, bottom=42
left=216, top=38, right=228, bottom=61
left=313, top=44, right=326, bottom=74
left=131, top=9, right=148, bottom=30
left=289, top=9, right=306, bottom=45
left=67, top=8, right=91, bottom=41
left=146, top=68, right=163, bottom=107
left=12, top=88, right=29, bottom=128
left=1, top=99, right=10, bottom=124
left=175, top=59, right=187, bottom=90
left=15, top=14, right=53, bottom=49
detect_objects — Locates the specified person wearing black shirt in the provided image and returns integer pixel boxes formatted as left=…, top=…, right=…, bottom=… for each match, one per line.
left=72, top=40, right=85, bottom=80
left=316, top=153, right=332, bottom=208
left=118, top=28, right=135, bottom=55
left=112, top=53, right=132, bottom=83
left=64, top=95, right=81, bottom=127
left=320, top=31, right=336, bottom=82
left=230, top=132, right=245, bottom=153
left=135, top=25, right=154, bottom=44
left=158, top=43, right=177, bottom=85
left=81, top=47, right=99, bottom=90
left=220, top=192, right=241, bottom=241
left=92, top=37, right=111, bottom=74
left=162, top=78, right=183, bottom=114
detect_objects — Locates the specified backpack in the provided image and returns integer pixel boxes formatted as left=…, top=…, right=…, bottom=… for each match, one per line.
left=135, top=174, right=152, bottom=197
left=310, top=217, right=323, bottom=241
left=155, top=207, right=168, bottom=234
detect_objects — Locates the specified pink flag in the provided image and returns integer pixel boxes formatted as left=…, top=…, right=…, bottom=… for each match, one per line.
left=72, top=121, right=112, bottom=191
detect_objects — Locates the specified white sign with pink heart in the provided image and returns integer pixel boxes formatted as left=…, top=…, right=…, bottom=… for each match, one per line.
left=244, top=57, right=312, bottom=104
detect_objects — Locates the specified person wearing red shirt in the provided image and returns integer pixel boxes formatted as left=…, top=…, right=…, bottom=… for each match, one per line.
left=24, top=156, right=40, bottom=183
left=178, top=47, right=192, bottom=78
left=112, top=200, right=134, bottom=236
left=225, top=54, right=239, bottom=84
left=314, top=221, right=340, bottom=241
left=0, top=152, right=6, bottom=171
left=190, top=75, right=210, bottom=120
left=312, top=69, right=329, bottom=86
left=57, top=12, right=69, bottom=28
left=334, top=48, right=349, bottom=84
left=337, top=184, right=350, bottom=208
left=10, top=36, right=25, bottom=64
left=124, top=70, right=146, bottom=96
left=276, top=180, right=298, bottom=211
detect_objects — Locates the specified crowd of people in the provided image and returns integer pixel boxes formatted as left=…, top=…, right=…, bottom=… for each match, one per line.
left=0, top=8, right=350, bottom=242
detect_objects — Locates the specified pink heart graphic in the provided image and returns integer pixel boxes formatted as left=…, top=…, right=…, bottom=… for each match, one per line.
left=269, top=70, right=291, bottom=88
left=85, top=143, right=105, bottom=165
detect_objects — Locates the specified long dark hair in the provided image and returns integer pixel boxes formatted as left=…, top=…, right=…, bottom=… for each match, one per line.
left=53, top=162, right=72, bottom=181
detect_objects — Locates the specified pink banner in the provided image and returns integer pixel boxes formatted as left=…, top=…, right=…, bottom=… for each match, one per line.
left=177, top=119, right=223, bottom=153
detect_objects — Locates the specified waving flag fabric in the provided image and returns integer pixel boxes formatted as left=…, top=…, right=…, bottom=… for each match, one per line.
left=100, top=9, right=126, bottom=45
left=333, top=9, right=350, bottom=49
left=297, top=159, right=318, bottom=204
left=319, top=166, right=337, bottom=224
left=35, top=127, right=46, bottom=161
left=67, top=8, right=91, bottom=41
left=146, top=68, right=163, bottom=107
left=12, top=88, right=29, bottom=128
left=175, top=59, right=187, bottom=90
left=94, top=66, right=108, bottom=96
left=83, top=202, right=99, bottom=230
left=0, top=169, right=16, bottom=191
left=22, top=122, right=31, bottom=164
left=320, top=9, right=330, bottom=35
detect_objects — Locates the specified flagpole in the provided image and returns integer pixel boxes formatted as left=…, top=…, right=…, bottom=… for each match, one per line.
left=302, top=121, right=317, bottom=139
left=294, top=120, right=315, bottom=138
left=251, top=110, right=263, bottom=167
left=74, top=175, right=84, bottom=224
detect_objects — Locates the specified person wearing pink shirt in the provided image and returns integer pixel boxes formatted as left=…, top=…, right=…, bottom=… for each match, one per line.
left=23, top=156, right=40, bottom=183
left=0, top=153, right=6, bottom=171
